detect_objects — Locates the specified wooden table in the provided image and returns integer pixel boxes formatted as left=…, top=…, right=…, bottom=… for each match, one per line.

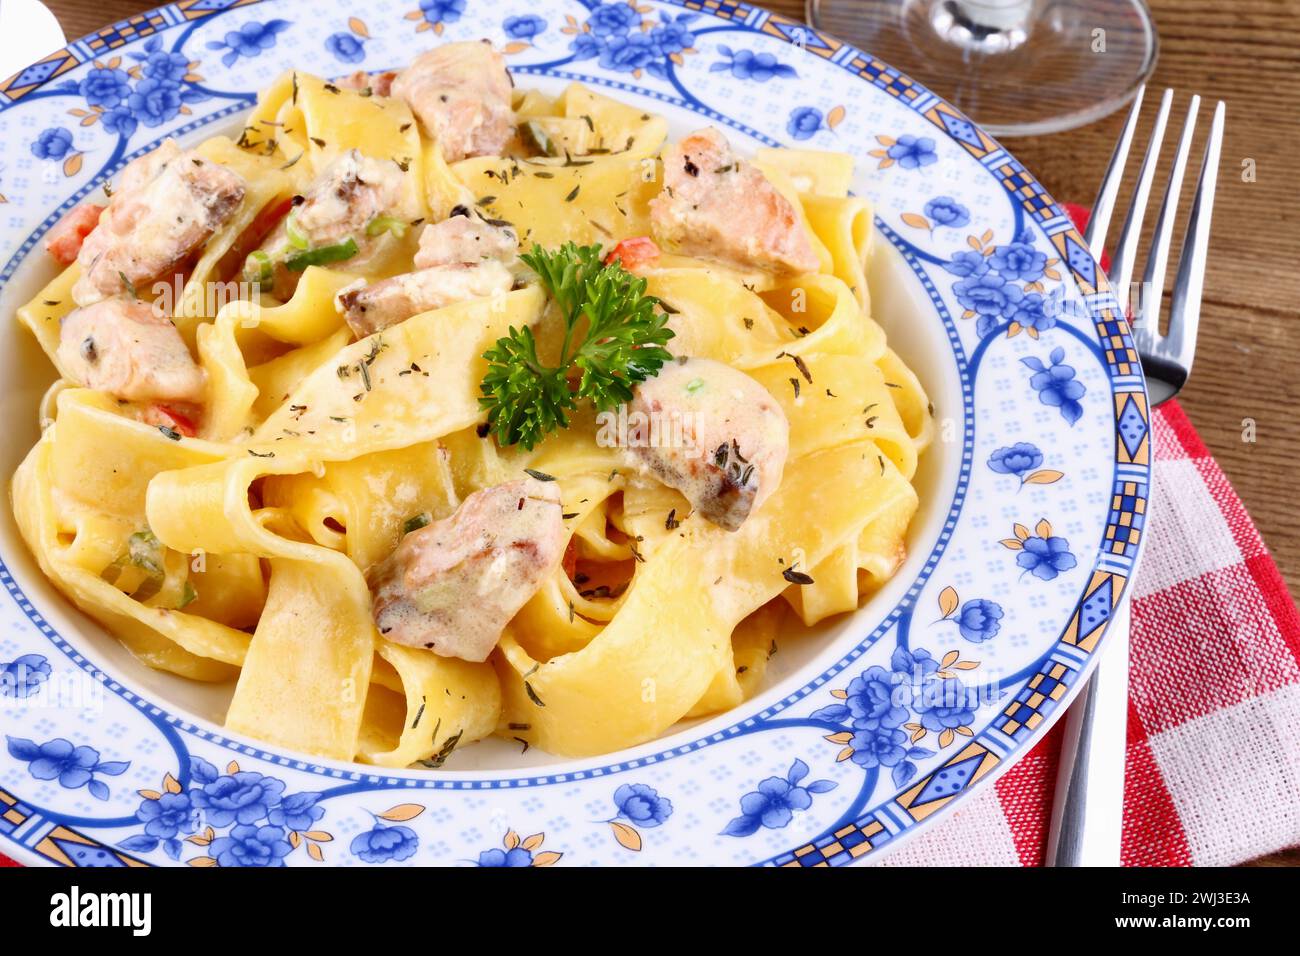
left=41, top=0, right=1300, bottom=865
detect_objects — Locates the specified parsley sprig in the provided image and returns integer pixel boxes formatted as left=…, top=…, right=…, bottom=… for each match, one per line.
left=479, top=242, right=674, bottom=449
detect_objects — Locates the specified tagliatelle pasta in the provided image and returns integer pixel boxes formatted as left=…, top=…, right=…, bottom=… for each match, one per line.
left=11, top=50, right=930, bottom=764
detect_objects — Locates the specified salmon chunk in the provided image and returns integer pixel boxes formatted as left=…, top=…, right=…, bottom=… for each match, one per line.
left=337, top=209, right=519, bottom=335
left=650, top=128, right=819, bottom=275
left=367, top=477, right=566, bottom=661
left=252, top=149, right=406, bottom=298
left=73, top=146, right=246, bottom=306
left=390, top=41, right=514, bottom=162
left=623, top=357, right=789, bottom=531
left=337, top=261, right=514, bottom=336
left=57, top=297, right=206, bottom=404
left=413, top=209, right=518, bottom=269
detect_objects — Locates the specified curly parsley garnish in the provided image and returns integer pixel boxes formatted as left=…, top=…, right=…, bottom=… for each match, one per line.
left=478, top=242, right=674, bottom=450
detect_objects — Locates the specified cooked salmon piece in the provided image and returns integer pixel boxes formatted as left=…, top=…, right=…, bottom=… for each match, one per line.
left=44, top=203, right=105, bottom=267
left=413, top=209, right=518, bottom=269
left=57, top=297, right=206, bottom=404
left=390, top=41, right=514, bottom=162
left=337, top=209, right=519, bottom=335
left=252, top=149, right=406, bottom=298
left=73, top=146, right=246, bottom=306
left=337, top=261, right=514, bottom=336
left=650, top=128, right=819, bottom=275
left=623, top=356, right=789, bottom=531
left=367, top=477, right=566, bottom=661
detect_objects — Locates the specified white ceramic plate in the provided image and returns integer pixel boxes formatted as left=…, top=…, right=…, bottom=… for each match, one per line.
left=0, top=0, right=1148, bottom=866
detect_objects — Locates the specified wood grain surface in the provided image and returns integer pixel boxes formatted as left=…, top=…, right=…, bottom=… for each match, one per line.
left=37, top=0, right=1300, bottom=865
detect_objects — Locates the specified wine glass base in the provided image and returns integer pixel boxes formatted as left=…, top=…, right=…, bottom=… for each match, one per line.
left=806, top=0, right=1158, bottom=138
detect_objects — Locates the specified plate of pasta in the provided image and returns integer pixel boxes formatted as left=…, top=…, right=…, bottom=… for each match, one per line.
left=0, top=0, right=1148, bottom=867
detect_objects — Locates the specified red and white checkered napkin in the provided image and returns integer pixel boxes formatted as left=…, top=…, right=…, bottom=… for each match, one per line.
left=2, top=406, right=1297, bottom=869
left=883, top=400, right=1300, bottom=867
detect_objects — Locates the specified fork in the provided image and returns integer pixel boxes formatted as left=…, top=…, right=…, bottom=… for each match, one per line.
left=1045, top=85, right=1225, bottom=867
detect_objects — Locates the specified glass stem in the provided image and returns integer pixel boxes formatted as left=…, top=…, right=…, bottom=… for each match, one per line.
left=949, top=0, right=1035, bottom=32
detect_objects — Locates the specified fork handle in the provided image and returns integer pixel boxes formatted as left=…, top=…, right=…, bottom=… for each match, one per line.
left=1046, top=602, right=1130, bottom=866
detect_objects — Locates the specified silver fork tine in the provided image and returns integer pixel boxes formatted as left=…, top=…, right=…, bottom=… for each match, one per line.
left=1110, top=88, right=1174, bottom=312
left=1135, top=95, right=1201, bottom=348
left=1166, top=100, right=1226, bottom=378
left=1083, top=84, right=1147, bottom=259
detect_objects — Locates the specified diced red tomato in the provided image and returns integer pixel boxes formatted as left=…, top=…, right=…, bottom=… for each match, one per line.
left=604, top=236, right=660, bottom=272
left=44, top=203, right=105, bottom=266
left=143, top=404, right=199, bottom=438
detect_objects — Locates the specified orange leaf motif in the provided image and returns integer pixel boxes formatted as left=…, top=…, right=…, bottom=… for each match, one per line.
left=938, top=728, right=955, bottom=748
left=1000, top=538, right=1024, bottom=550
left=938, top=585, right=959, bottom=618
left=307, top=842, right=324, bottom=862
left=531, top=850, right=563, bottom=867
left=502, top=41, right=531, bottom=54
left=520, top=833, right=545, bottom=851
left=901, top=212, right=930, bottom=231
left=826, top=105, right=846, bottom=129
left=824, top=731, right=853, bottom=744
left=349, top=17, right=370, bottom=38
left=379, top=803, right=425, bottom=822
left=941, top=650, right=960, bottom=669
left=63, top=153, right=84, bottom=177
left=1023, top=470, right=1064, bottom=485
left=1035, top=518, right=1053, bottom=538
left=610, top=822, right=642, bottom=851
left=163, top=773, right=182, bottom=794
left=188, top=856, right=217, bottom=867
left=504, top=829, right=521, bottom=849
left=1014, top=523, right=1031, bottom=540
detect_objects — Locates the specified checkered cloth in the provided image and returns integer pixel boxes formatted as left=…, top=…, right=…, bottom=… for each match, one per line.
left=881, top=398, right=1300, bottom=866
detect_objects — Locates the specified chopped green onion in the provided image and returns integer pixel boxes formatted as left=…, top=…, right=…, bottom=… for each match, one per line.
left=685, top=377, right=704, bottom=394
left=402, top=513, right=431, bottom=535
left=284, top=237, right=359, bottom=272
left=127, top=530, right=163, bottom=577
left=366, top=215, right=408, bottom=239
left=243, top=249, right=273, bottom=283
left=285, top=211, right=310, bottom=250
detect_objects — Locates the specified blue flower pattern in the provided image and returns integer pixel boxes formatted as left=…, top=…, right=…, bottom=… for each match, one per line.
left=325, top=33, right=366, bottom=64
left=6, top=737, right=128, bottom=800
left=503, top=15, right=548, bottom=41
left=1023, top=346, right=1087, bottom=425
left=711, top=46, right=797, bottom=82
left=113, top=757, right=330, bottom=865
left=567, top=6, right=698, bottom=80
left=0, top=654, right=51, bottom=698
left=800, top=644, right=985, bottom=790
left=350, top=821, right=419, bottom=863
left=722, top=760, right=836, bottom=837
